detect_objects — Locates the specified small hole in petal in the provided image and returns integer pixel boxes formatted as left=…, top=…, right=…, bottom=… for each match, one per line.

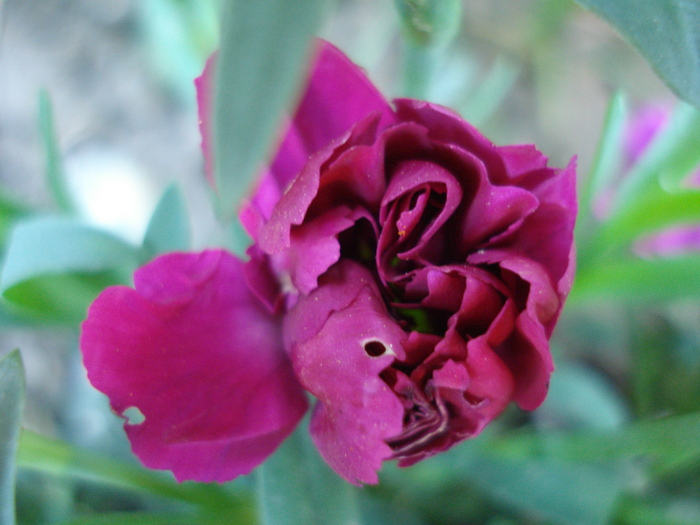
left=364, top=340, right=387, bottom=357
left=123, top=406, right=146, bottom=425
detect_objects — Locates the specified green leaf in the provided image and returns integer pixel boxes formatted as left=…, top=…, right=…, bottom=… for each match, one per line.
left=63, top=509, right=254, bottom=525
left=394, top=0, right=462, bottom=48
left=16, top=431, right=250, bottom=516
left=0, top=350, right=24, bottom=525
left=38, top=89, right=74, bottom=214
left=256, top=423, right=360, bottom=525
left=63, top=512, right=205, bottom=525
left=460, top=57, right=520, bottom=128
left=613, top=103, right=700, bottom=211
left=571, top=255, right=700, bottom=304
left=0, top=217, right=139, bottom=322
left=491, top=411, right=700, bottom=475
left=141, top=184, right=190, bottom=259
left=214, top=0, right=331, bottom=219
left=593, top=187, right=700, bottom=256
left=0, top=192, right=29, bottom=248
left=572, top=0, right=700, bottom=108
left=537, top=362, right=629, bottom=430
left=615, top=493, right=700, bottom=525
left=136, top=0, right=219, bottom=102
left=468, top=456, right=626, bottom=525
left=578, top=92, right=627, bottom=230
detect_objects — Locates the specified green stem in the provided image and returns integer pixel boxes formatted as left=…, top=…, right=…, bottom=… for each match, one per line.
left=16, top=430, right=250, bottom=514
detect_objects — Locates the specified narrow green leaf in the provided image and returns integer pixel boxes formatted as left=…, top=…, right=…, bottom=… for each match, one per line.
left=593, top=188, right=700, bottom=255
left=228, top=219, right=252, bottom=258
left=0, top=350, right=24, bottom=525
left=16, top=430, right=249, bottom=515
left=0, top=217, right=139, bottom=321
left=572, top=0, right=700, bottom=108
left=537, top=362, right=629, bottom=430
left=214, top=0, right=331, bottom=218
left=136, top=0, right=218, bottom=102
left=64, top=512, right=204, bottom=525
left=38, top=90, right=74, bottom=214
left=468, top=456, right=626, bottom=525
left=460, top=57, right=520, bottom=128
left=394, top=0, right=462, bottom=48
left=571, top=255, right=700, bottom=303
left=613, top=103, right=700, bottom=210
left=579, top=92, right=626, bottom=226
left=141, top=184, right=190, bottom=259
left=615, top=493, right=700, bottom=525
left=256, top=423, right=360, bottom=525
left=491, top=412, right=700, bottom=474
left=0, top=192, right=29, bottom=247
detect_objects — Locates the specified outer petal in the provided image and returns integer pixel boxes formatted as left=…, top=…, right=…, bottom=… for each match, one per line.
left=80, top=250, right=308, bottom=482
left=287, top=261, right=406, bottom=485
left=267, top=40, right=395, bottom=190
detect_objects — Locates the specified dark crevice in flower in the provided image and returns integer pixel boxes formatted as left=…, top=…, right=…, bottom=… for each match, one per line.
left=337, top=216, right=377, bottom=266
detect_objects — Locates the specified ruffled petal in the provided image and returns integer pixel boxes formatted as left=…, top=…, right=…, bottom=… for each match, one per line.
left=392, top=98, right=506, bottom=182
left=267, top=40, right=395, bottom=190
left=259, top=114, right=382, bottom=253
left=287, top=260, right=406, bottom=484
left=80, top=250, right=307, bottom=482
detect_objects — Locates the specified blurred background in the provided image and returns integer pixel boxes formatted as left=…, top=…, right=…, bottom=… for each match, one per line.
left=1, top=0, right=697, bottom=524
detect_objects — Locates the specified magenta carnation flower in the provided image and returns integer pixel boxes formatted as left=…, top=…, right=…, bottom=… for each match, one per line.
left=81, top=41, right=577, bottom=485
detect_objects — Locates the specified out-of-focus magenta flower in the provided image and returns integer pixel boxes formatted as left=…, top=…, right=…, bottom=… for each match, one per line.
left=81, top=41, right=577, bottom=485
left=622, top=104, right=700, bottom=257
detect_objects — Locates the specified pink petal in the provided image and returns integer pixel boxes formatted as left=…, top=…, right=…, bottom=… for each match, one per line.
left=287, top=261, right=406, bottom=484
left=392, top=99, right=505, bottom=181
left=502, top=159, right=577, bottom=286
left=496, top=312, right=553, bottom=409
left=259, top=113, right=382, bottom=253
left=267, top=40, right=395, bottom=190
left=378, top=159, right=463, bottom=270
left=286, top=206, right=372, bottom=294
left=80, top=250, right=307, bottom=482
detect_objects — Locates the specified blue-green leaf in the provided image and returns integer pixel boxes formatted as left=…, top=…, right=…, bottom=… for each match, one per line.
left=0, top=350, right=25, bottom=525
left=214, top=0, right=331, bottom=218
left=394, top=0, right=462, bottom=48
left=468, top=456, right=626, bottom=525
left=0, top=217, right=139, bottom=322
left=493, top=411, right=700, bottom=476
left=536, top=362, right=629, bottom=430
left=142, top=184, right=190, bottom=259
left=573, top=0, right=700, bottom=108
left=17, top=431, right=246, bottom=514
left=256, top=423, right=360, bottom=525
left=578, top=92, right=627, bottom=229
left=38, top=90, right=74, bottom=214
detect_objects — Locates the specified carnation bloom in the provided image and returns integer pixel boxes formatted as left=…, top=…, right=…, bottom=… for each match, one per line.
left=81, top=40, right=577, bottom=485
